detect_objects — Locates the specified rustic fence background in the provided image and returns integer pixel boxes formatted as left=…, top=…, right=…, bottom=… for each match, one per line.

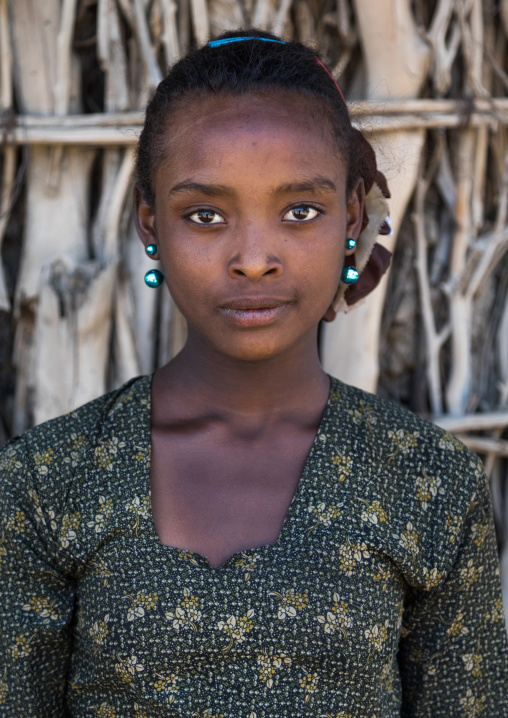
left=1, top=0, right=507, bottom=614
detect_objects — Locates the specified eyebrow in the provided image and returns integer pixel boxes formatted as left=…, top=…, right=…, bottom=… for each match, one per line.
left=168, top=176, right=337, bottom=198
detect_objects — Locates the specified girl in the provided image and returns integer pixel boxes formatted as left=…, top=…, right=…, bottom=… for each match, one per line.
left=1, top=28, right=507, bottom=718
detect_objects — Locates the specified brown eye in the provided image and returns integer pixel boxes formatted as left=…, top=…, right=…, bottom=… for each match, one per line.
left=188, top=210, right=225, bottom=224
left=283, top=206, right=320, bottom=222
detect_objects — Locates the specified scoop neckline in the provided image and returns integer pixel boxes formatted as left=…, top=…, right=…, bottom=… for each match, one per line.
left=142, top=373, right=336, bottom=570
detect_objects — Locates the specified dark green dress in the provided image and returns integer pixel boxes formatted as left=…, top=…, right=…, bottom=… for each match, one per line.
left=1, top=376, right=507, bottom=717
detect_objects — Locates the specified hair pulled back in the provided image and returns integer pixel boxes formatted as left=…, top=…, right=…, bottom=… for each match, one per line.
left=135, top=28, right=378, bottom=207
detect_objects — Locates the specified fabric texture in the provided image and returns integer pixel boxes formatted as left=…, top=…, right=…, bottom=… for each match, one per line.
left=1, top=375, right=507, bottom=717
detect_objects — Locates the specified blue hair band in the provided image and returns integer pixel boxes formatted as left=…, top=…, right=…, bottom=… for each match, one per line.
left=209, top=37, right=285, bottom=48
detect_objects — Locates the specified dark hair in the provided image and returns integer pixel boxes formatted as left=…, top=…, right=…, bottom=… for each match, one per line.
left=135, top=29, right=366, bottom=207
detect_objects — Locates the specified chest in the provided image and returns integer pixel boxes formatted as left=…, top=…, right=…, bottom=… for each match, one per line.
left=150, top=426, right=318, bottom=566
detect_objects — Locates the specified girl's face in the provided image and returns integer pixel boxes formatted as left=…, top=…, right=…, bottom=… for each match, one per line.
left=135, top=91, right=364, bottom=363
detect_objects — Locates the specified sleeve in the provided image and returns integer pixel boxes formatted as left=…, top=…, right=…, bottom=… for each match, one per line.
left=0, top=438, right=75, bottom=717
left=398, top=459, right=508, bottom=717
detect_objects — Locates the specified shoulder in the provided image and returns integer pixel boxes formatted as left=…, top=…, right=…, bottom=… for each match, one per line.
left=0, top=375, right=151, bottom=510
left=324, top=377, right=488, bottom=582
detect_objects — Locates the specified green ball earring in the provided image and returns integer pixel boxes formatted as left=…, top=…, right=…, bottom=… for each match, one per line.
left=341, top=266, right=359, bottom=284
left=346, top=238, right=356, bottom=250
left=146, top=243, right=158, bottom=258
left=144, top=269, right=164, bottom=288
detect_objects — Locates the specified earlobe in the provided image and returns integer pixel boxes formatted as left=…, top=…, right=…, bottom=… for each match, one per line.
left=322, top=305, right=337, bottom=322
left=133, top=186, right=157, bottom=248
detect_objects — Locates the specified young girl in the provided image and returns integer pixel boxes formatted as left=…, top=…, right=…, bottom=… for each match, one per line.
left=1, top=29, right=507, bottom=718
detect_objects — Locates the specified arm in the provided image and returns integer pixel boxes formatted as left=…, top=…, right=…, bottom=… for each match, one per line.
left=399, top=460, right=508, bottom=717
left=0, top=439, right=75, bottom=717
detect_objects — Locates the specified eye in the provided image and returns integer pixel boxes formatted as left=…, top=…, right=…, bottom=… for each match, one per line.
left=283, top=205, right=322, bottom=222
left=186, top=209, right=226, bottom=225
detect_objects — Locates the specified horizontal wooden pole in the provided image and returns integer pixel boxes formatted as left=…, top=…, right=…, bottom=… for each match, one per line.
left=435, top=411, right=508, bottom=432
left=455, top=435, right=508, bottom=457
left=1, top=98, right=507, bottom=146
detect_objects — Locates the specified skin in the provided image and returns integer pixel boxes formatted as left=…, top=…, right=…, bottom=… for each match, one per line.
left=135, top=91, right=365, bottom=567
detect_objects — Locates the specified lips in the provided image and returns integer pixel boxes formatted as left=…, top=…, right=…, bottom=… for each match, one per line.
left=218, top=297, right=294, bottom=327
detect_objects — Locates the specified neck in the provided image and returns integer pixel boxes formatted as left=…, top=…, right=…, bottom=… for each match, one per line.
left=155, top=329, right=329, bottom=419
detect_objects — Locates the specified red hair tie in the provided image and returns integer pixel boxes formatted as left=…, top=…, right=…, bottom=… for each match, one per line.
left=313, top=56, right=345, bottom=104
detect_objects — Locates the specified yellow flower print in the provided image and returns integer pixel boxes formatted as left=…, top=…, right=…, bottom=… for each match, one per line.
left=177, top=549, right=200, bottom=566
left=0, top=448, right=22, bottom=472
left=217, top=610, right=254, bottom=652
left=89, top=615, right=110, bottom=645
left=125, top=591, right=158, bottom=621
left=387, top=429, right=420, bottom=462
left=257, top=652, right=292, bottom=688
left=415, top=469, right=444, bottom=510
left=125, top=495, right=150, bottom=535
left=10, top=633, right=32, bottom=659
left=365, top=621, right=390, bottom=654
left=307, top=502, right=342, bottom=536
left=91, top=556, right=111, bottom=587
left=0, top=534, right=6, bottom=568
left=94, top=703, right=116, bottom=717
left=317, top=593, right=352, bottom=638
left=348, top=399, right=376, bottom=430
left=422, top=566, right=442, bottom=589
left=60, top=511, right=81, bottom=548
left=299, top=670, right=319, bottom=703
left=87, top=496, right=114, bottom=533
left=338, top=541, right=370, bottom=576
left=134, top=445, right=150, bottom=468
left=372, top=564, right=391, bottom=591
left=33, top=448, right=54, bottom=475
left=485, top=597, right=504, bottom=623
left=114, top=654, right=144, bottom=683
left=438, top=432, right=464, bottom=452
left=63, top=434, right=87, bottom=468
left=191, top=711, right=225, bottom=718
left=321, top=713, right=352, bottom=718
left=165, top=588, right=202, bottom=632
left=95, top=437, right=126, bottom=471
left=471, top=521, right=488, bottom=548
left=269, top=588, right=309, bottom=619
left=359, top=498, right=388, bottom=525
left=6, top=510, right=29, bottom=533
left=459, top=559, right=483, bottom=590
left=234, top=552, right=261, bottom=581
left=154, top=673, right=179, bottom=702
left=447, top=514, right=462, bottom=544
left=23, top=596, right=61, bottom=624
left=0, top=670, right=7, bottom=706
left=447, top=610, right=470, bottom=638
left=462, top=643, right=483, bottom=677
left=459, top=688, right=486, bottom=716
left=330, top=452, right=353, bottom=482
left=398, top=522, right=419, bottom=556
left=134, top=703, right=149, bottom=718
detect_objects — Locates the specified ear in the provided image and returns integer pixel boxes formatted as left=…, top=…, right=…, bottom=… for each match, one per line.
left=321, top=306, right=337, bottom=323
left=133, top=186, right=157, bottom=249
left=345, top=178, right=365, bottom=256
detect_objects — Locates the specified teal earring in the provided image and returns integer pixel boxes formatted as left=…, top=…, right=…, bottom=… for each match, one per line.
left=144, top=269, right=164, bottom=288
left=144, top=243, right=164, bottom=287
left=346, top=238, right=356, bottom=250
left=341, top=266, right=359, bottom=284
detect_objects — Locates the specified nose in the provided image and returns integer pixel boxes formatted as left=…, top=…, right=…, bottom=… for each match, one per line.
left=227, top=228, right=283, bottom=281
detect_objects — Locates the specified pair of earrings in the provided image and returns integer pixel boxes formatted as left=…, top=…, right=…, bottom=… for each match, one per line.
left=144, top=244, right=164, bottom=288
left=144, top=238, right=359, bottom=288
left=341, top=238, right=359, bottom=284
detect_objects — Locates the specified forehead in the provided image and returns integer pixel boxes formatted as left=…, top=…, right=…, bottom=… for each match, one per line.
left=154, top=91, right=345, bottom=185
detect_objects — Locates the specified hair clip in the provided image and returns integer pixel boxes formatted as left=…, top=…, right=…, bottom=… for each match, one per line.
left=209, top=37, right=285, bottom=48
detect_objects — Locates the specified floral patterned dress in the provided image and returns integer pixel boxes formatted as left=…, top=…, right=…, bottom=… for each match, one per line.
left=1, top=376, right=507, bottom=717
